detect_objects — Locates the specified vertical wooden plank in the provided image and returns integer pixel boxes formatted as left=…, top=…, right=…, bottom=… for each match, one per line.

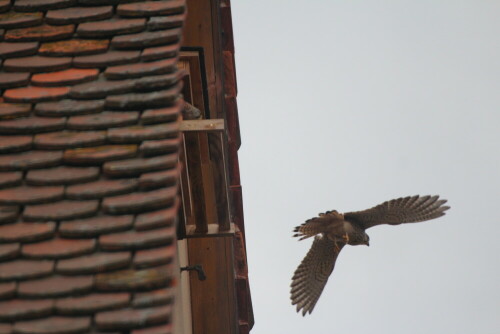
left=198, top=132, right=218, bottom=226
left=208, top=132, right=230, bottom=231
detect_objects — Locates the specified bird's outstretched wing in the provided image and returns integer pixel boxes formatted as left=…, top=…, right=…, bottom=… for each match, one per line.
left=291, top=235, right=344, bottom=316
left=345, top=195, right=450, bottom=230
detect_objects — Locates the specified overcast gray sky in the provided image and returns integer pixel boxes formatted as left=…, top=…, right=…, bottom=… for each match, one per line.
left=231, top=1, right=499, bottom=333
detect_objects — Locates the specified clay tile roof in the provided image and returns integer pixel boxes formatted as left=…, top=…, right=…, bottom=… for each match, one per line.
left=0, top=0, right=185, bottom=332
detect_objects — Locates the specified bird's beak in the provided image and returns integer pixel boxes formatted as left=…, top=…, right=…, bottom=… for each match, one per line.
left=366, top=241, right=370, bottom=247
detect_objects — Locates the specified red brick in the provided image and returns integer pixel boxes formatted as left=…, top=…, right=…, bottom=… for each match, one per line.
left=57, top=252, right=131, bottom=275
left=70, top=79, right=135, bottom=99
left=32, top=68, right=99, bottom=87
left=96, top=305, right=172, bottom=330
left=141, top=44, right=178, bottom=62
left=134, top=245, right=175, bottom=268
left=0, top=205, right=20, bottom=224
left=132, top=324, right=173, bottom=334
left=26, top=166, right=99, bottom=185
left=18, top=275, right=93, bottom=298
left=141, top=103, right=180, bottom=124
left=108, top=123, right=179, bottom=144
left=0, top=116, right=66, bottom=133
left=4, top=86, right=70, bottom=103
left=139, top=168, right=179, bottom=190
left=0, top=102, right=30, bottom=120
left=134, top=201, right=177, bottom=231
left=66, top=179, right=138, bottom=200
left=148, top=14, right=185, bottom=30
left=0, top=260, right=54, bottom=281
left=55, top=293, right=130, bottom=315
left=104, top=58, right=177, bottom=80
left=95, top=265, right=173, bottom=291
left=78, top=18, right=146, bottom=37
left=4, top=24, right=74, bottom=42
left=0, top=135, right=32, bottom=153
left=0, top=282, right=16, bottom=299
left=106, top=86, right=181, bottom=110
left=140, top=138, right=181, bottom=156
left=59, top=215, right=134, bottom=237
left=100, top=227, right=175, bottom=251
left=0, top=243, right=20, bottom=261
left=34, top=130, right=106, bottom=149
left=0, top=222, right=56, bottom=243
left=14, top=0, right=77, bottom=12
left=63, top=145, right=137, bottom=164
left=35, top=99, right=104, bottom=117
left=0, top=41, right=38, bottom=59
left=0, top=12, right=42, bottom=29
left=111, top=29, right=180, bottom=49
left=40, top=39, right=109, bottom=56
left=103, top=154, right=177, bottom=177
left=24, top=200, right=98, bottom=221
left=4, top=55, right=71, bottom=73
left=117, top=1, right=185, bottom=17
left=132, top=289, right=173, bottom=308
left=13, top=316, right=91, bottom=334
left=0, top=299, right=53, bottom=321
left=46, top=6, right=113, bottom=25
left=103, top=187, right=177, bottom=214
left=0, top=171, right=22, bottom=188
left=0, top=150, right=62, bottom=171
left=0, top=72, right=30, bottom=89
left=0, top=185, right=64, bottom=204
left=74, top=50, right=140, bottom=68
left=67, top=111, right=139, bottom=130
left=22, top=238, right=96, bottom=259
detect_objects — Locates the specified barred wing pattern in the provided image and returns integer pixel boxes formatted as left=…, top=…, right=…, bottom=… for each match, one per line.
left=291, top=235, right=344, bottom=316
left=345, top=195, right=450, bottom=230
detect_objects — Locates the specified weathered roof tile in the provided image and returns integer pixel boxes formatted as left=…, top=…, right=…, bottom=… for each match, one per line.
left=140, top=138, right=181, bottom=156
left=141, top=103, right=180, bottom=124
left=100, top=227, right=175, bottom=251
left=103, top=187, right=176, bottom=214
left=139, top=168, right=179, bottom=190
left=134, top=202, right=177, bottom=231
left=0, top=72, right=31, bottom=89
left=4, top=86, right=70, bottom=103
left=134, top=245, right=175, bottom=268
left=111, top=29, right=180, bottom=49
left=24, top=200, right=99, bottom=221
left=39, top=39, right=109, bottom=56
left=0, top=222, right=56, bottom=243
left=0, top=205, right=20, bottom=225
left=0, top=12, right=43, bottom=29
left=66, top=178, right=138, bottom=200
left=59, top=215, right=134, bottom=237
left=0, top=116, right=65, bottom=133
left=0, top=323, right=12, bottom=334
left=95, top=265, right=172, bottom=291
left=4, top=55, right=71, bottom=72
left=0, top=299, right=53, bottom=321
left=0, top=150, right=62, bottom=171
left=0, top=171, right=22, bottom=188
left=0, top=243, right=20, bottom=261
left=26, top=166, right=99, bottom=185
left=14, top=0, right=77, bottom=12
left=0, top=102, right=31, bottom=120
left=148, top=14, right=185, bottom=30
left=132, top=324, right=173, bottom=334
left=0, top=282, right=16, bottom=300
left=0, top=41, right=38, bottom=59
left=4, top=24, right=74, bottom=42
left=70, top=79, right=135, bottom=99
left=22, top=238, right=96, bottom=259
left=132, top=289, right=173, bottom=308
left=63, top=145, right=137, bottom=164
left=96, top=305, right=171, bottom=330
left=18, top=275, right=93, bottom=298
left=103, top=154, right=177, bottom=177
left=108, top=123, right=179, bottom=144
left=55, top=293, right=130, bottom=315
left=74, top=50, right=140, bottom=68
left=0, top=135, right=32, bottom=153
left=106, top=88, right=180, bottom=110
left=78, top=18, right=146, bottom=37
left=34, top=131, right=106, bottom=149
left=104, top=58, right=177, bottom=80
left=0, top=185, right=64, bottom=205
left=67, top=111, right=139, bottom=130
left=35, top=99, right=104, bottom=117
left=141, top=44, right=178, bottom=62
left=13, top=316, right=91, bottom=334
left=46, top=6, right=113, bottom=25
left=57, top=252, right=131, bottom=275
left=32, top=68, right=99, bottom=87
left=117, top=1, right=185, bottom=17
left=0, top=260, right=54, bottom=281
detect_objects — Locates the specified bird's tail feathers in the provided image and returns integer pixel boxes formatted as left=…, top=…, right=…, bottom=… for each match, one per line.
left=293, top=221, right=327, bottom=240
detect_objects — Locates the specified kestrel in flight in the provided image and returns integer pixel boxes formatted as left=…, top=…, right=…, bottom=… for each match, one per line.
left=290, top=195, right=450, bottom=316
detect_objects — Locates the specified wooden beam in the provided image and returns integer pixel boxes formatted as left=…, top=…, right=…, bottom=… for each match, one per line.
left=185, top=223, right=237, bottom=237
left=180, top=119, right=225, bottom=132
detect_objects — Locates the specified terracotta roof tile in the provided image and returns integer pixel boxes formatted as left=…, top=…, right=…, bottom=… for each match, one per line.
left=63, top=145, right=137, bottom=164
left=55, top=293, right=130, bottom=315
left=70, top=78, right=135, bottom=99
left=139, top=168, right=179, bottom=190
left=117, top=1, right=185, bottom=17
left=46, top=6, right=113, bottom=25
left=0, top=135, right=32, bottom=153
left=132, top=324, right=172, bottom=334
left=0, top=323, right=12, bottom=334
left=140, top=137, right=181, bottom=156
left=39, top=39, right=109, bottom=57
left=13, top=316, right=91, bottom=334
left=103, top=154, right=177, bottom=177
left=106, top=88, right=180, bottom=110
left=0, top=12, right=43, bottom=29
left=0, top=41, right=38, bottom=59
left=35, top=99, right=104, bottom=117
left=0, top=171, right=22, bottom=188
left=148, top=14, right=185, bottom=30
left=0, top=282, right=16, bottom=300
left=59, top=215, right=134, bottom=237
left=78, top=18, right=146, bottom=37
left=4, top=55, right=71, bottom=73
left=4, top=86, right=70, bottom=103
left=102, top=187, right=176, bottom=214
left=67, top=111, right=139, bottom=130
left=22, top=238, right=96, bottom=259
left=0, top=205, right=19, bottom=223
left=96, top=305, right=171, bottom=330
left=0, top=222, right=56, bottom=243
left=108, top=123, right=178, bottom=144
left=141, top=103, right=180, bottom=124
left=134, top=72, right=183, bottom=91
left=74, top=50, right=141, bottom=68
left=134, top=202, right=177, bottom=231
left=34, top=131, right=106, bottom=149
left=95, top=265, right=172, bottom=291
left=0, top=150, right=63, bottom=171
left=132, top=289, right=173, bottom=308
left=0, top=243, right=20, bottom=261
left=4, top=24, right=74, bottom=42
left=0, top=260, right=54, bottom=281
left=0, top=102, right=31, bottom=119
left=26, top=165, right=99, bottom=185
left=0, top=72, right=31, bottom=89
left=66, top=178, right=138, bottom=200
left=14, top=0, right=77, bottom=12
left=133, top=245, right=175, bottom=268
left=111, top=29, right=180, bottom=49
left=0, top=185, right=64, bottom=204
left=32, top=68, right=99, bottom=87
left=0, top=299, right=53, bottom=321
left=104, top=58, right=177, bottom=80
left=141, top=44, right=178, bottom=62
left=100, top=227, right=175, bottom=251
left=0, top=115, right=66, bottom=133
left=57, top=252, right=131, bottom=275
left=24, top=200, right=98, bottom=221
left=18, top=275, right=93, bottom=298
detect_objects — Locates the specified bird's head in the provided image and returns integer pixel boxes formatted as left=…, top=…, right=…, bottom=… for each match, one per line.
left=363, top=233, right=370, bottom=247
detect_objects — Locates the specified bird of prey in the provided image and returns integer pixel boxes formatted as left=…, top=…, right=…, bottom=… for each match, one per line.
left=290, top=195, right=450, bottom=316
